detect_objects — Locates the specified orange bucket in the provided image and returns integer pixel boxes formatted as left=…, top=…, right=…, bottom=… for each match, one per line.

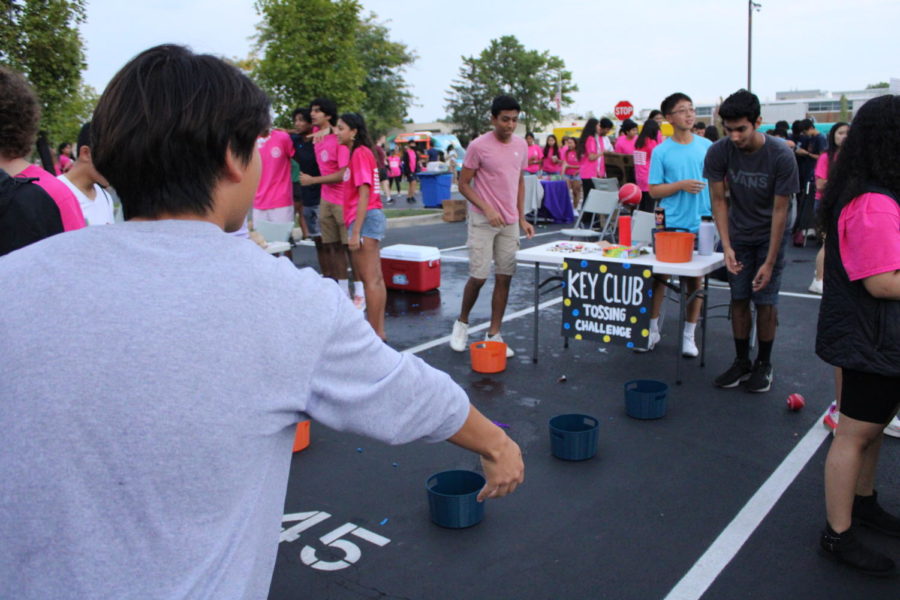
left=470, top=341, right=507, bottom=373
left=292, top=420, right=311, bottom=453
left=655, top=232, right=696, bottom=263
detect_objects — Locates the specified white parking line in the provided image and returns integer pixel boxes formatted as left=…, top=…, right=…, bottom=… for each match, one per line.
left=663, top=413, right=830, bottom=600
left=401, top=297, right=562, bottom=355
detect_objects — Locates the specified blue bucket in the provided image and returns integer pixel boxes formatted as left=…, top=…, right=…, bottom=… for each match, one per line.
left=624, top=379, right=668, bottom=419
left=426, top=470, right=485, bottom=529
left=549, top=414, right=599, bottom=461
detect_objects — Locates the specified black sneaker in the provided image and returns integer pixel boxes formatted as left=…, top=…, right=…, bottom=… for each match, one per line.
left=745, top=360, right=773, bottom=393
left=713, top=358, right=752, bottom=388
left=820, top=525, right=897, bottom=576
left=854, top=491, right=900, bottom=537
left=406, top=196, right=415, bottom=204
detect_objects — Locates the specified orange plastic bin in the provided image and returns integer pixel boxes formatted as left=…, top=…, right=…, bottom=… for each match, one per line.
left=470, top=341, right=507, bottom=374
left=654, top=232, right=695, bottom=263
left=292, top=420, right=311, bottom=453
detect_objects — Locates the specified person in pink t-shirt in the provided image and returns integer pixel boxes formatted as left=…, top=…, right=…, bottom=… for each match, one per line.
left=561, top=136, right=582, bottom=209
left=0, top=66, right=85, bottom=233
left=614, top=119, right=639, bottom=155
left=576, top=118, right=604, bottom=201
left=524, top=132, right=542, bottom=175
left=816, top=95, right=900, bottom=575
left=57, top=142, right=73, bottom=174
left=449, top=95, right=535, bottom=357
left=540, top=134, right=562, bottom=177
left=633, top=119, right=661, bottom=212
left=336, top=112, right=387, bottom=339
left=252, top=129, right=295, bottom=225
left=299, top=97, right=356, bottom=300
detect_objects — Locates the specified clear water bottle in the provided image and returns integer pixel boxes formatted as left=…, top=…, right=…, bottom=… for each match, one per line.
left=698, top=216, right=715, bottom=256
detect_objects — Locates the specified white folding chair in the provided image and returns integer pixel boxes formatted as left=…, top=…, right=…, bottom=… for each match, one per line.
left=630, top=210, right=656, bottom=246
left=561, top=189, right=619, bottom=241
left=591, top=177, right=619, bottom=192
left=254, top=220, right=294, bottom=255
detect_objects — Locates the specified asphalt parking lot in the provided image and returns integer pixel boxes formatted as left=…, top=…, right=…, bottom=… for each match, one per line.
left=270, top=218, right=899, bottom=600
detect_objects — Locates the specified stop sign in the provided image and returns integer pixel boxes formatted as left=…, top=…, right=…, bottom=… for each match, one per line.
left=614, top=101, right=634, bottom=120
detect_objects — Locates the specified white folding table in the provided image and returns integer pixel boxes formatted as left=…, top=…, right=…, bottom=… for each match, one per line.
left=516, top=242, right=726, bottom=383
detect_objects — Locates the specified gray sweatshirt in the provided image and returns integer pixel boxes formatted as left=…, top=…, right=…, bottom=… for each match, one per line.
left=0, top=219, right=469, bottom=599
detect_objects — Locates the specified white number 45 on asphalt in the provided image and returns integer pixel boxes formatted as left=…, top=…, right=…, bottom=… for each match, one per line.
left=280, top=511, right=391, bottom=571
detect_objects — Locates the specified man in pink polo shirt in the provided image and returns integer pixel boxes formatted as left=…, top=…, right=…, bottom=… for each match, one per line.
left=299, top=97, right=357, bottom=301
left=449, top=95, right=535, bottom=357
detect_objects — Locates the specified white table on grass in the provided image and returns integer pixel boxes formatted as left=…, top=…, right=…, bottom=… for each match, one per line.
left=516, top=242, right=725, bottom=384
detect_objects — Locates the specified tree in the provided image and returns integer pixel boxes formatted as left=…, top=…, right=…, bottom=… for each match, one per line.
left=251, top=1, right=415, bottom=135
left=444, top=35, right=577, bottom=139
left=253, top=0, right=366, bottom=125
left=0, top=0, right=94, bottom=145
left=839, top=94, right=850, bottom=122
left=865, top=81, right=889, bottom=89
left=356, top=15, right=416, bottom=139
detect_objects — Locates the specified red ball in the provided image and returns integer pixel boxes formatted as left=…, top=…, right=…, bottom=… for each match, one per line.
left=618, top=182, right=642, bottom=206
left=786, top=393, right=805, bottom=411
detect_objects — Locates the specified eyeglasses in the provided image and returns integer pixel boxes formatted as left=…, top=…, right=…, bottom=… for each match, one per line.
left=669, top=107, right=696, bottom=116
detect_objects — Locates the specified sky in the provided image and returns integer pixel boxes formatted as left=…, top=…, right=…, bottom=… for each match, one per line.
left=81, top=0, right=900, bottom=124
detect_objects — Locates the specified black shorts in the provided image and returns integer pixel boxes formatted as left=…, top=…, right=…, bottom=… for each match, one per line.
left=840, top=368, right=900, bottom=424
left=727, top=233, right=788, bottom=305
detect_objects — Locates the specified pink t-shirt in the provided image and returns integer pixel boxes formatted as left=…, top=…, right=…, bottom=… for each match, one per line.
left=58, top=154, right=73, bottom=174
left=563, top=148, right=579, bottom=175
left=253, top=130, right=295, bottom=210
left=463, top=132, right=527, bottom=224
left=614, top=136, right=637, bottom=155
left=633, top=139, right=658, bottom=192
left=578, top=136, right=602, bottom=179
left=541, top=147, right=561, bottom=173
left=838, top=192, right=900, bottom=281
left=814, top=153, right=831, bottom=200
left=315, top=134, right=350, bottom=205
left=388, top=155, right=401, bottom=178
left=526, top=144, right=542, bottom=174
left=20, top=164, right=86, bottom=231
left=343, top=145, right=382, bottom=227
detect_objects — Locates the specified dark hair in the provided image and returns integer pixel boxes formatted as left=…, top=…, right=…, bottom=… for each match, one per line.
left=543, top=134, right=559, bottom=158
left=599, top=117, right=614, bottom=130
left=635, top=119, right=660, bottom=149
left=791, top=120, right=803, bottom=139
left=0, top=66, right=40, bottom=160
left=309, top=97, right=338, bottom=125
left=576, top=118, right=599, bottom=159
left=694, top=121, right=706, bottom=130
left=91, top=44, right=270, bottom=220
left=35, top=131, right=54, bottom=171
left=822, top=95, right=900, bottom=231
left=826, top=121, right=849, bottom=171
left=75, top=122, right=92, bottom=154
left=775, top=120, right=789, bottom=131
left=799, top=118, right=814, bottom=132
left=620, top=119, right=638, bottom=134
left=718, top=89, right=760, bottom=123
left=648, top=109, right=662, bottom=121
left=661, top=93, right=692, bottom=116
left=338, top=112, right=374, bottom=155
left=704, top=125, right=720, bottom=142
left=491, top=95, right=520, bottom=117
left=292, top=107, right=311, bottom=122
left=525, top=131, right=535, bottom=141
left=57, top=142, right=71, bottom=155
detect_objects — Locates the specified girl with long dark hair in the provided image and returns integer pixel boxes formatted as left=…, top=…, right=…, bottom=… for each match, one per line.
left=541, top=134, right=562, bottom=178
left=810, top=122, right=850, bottom=296
left=816, top=95, right=900, bottom=576
left=633, top=119, right=661, bottom=212
left=336, top=112, right=387, bottom=339
left=576, top=118, right=602, bottom=200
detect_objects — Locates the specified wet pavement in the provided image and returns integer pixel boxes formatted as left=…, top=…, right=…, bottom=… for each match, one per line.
left=273, top=220, right=899, bottom=600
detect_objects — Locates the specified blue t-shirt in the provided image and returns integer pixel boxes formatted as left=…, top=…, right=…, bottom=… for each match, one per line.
left=648, top=134, right=713, bottom=233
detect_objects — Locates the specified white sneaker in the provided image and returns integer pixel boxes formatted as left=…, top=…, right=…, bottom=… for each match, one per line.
left=885, top=415, right=900, bottom=438
left=682, top=334, right=699, bottom=358
left=808, top=278, right=823, bottom=295
left=486, top=332, right=515, bottom=358
left=449, top=320, right=469, bottom=352
left=634, top=329, right=661, bottom=353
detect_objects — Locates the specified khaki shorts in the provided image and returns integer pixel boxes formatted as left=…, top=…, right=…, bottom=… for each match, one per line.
left=319, top=200, right=348, bottom=244
left=467, top=210, right=520, bottom=279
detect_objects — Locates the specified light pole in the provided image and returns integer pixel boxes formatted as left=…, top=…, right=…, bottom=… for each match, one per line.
left=748, top=1, right=761, bottom=92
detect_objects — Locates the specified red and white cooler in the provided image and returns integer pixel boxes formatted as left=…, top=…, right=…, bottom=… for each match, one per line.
left=380, top=244, right=441, bottom=292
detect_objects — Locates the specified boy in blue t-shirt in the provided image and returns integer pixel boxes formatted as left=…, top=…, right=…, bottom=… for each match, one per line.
left=639, top=92, right=712, bottom=357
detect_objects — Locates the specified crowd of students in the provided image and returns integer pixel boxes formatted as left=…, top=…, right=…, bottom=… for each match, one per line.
left=1, top=47, right=899, bottom=587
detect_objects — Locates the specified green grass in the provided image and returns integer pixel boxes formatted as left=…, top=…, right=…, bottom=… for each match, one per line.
left=383, top=208, right=441, bottom=219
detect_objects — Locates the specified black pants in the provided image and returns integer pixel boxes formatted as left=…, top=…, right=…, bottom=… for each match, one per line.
left=638, top=191, right=655, bottom=213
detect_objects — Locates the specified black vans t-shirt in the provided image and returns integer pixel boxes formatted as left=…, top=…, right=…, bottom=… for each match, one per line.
left=291, top=133, right=321, bottom=208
